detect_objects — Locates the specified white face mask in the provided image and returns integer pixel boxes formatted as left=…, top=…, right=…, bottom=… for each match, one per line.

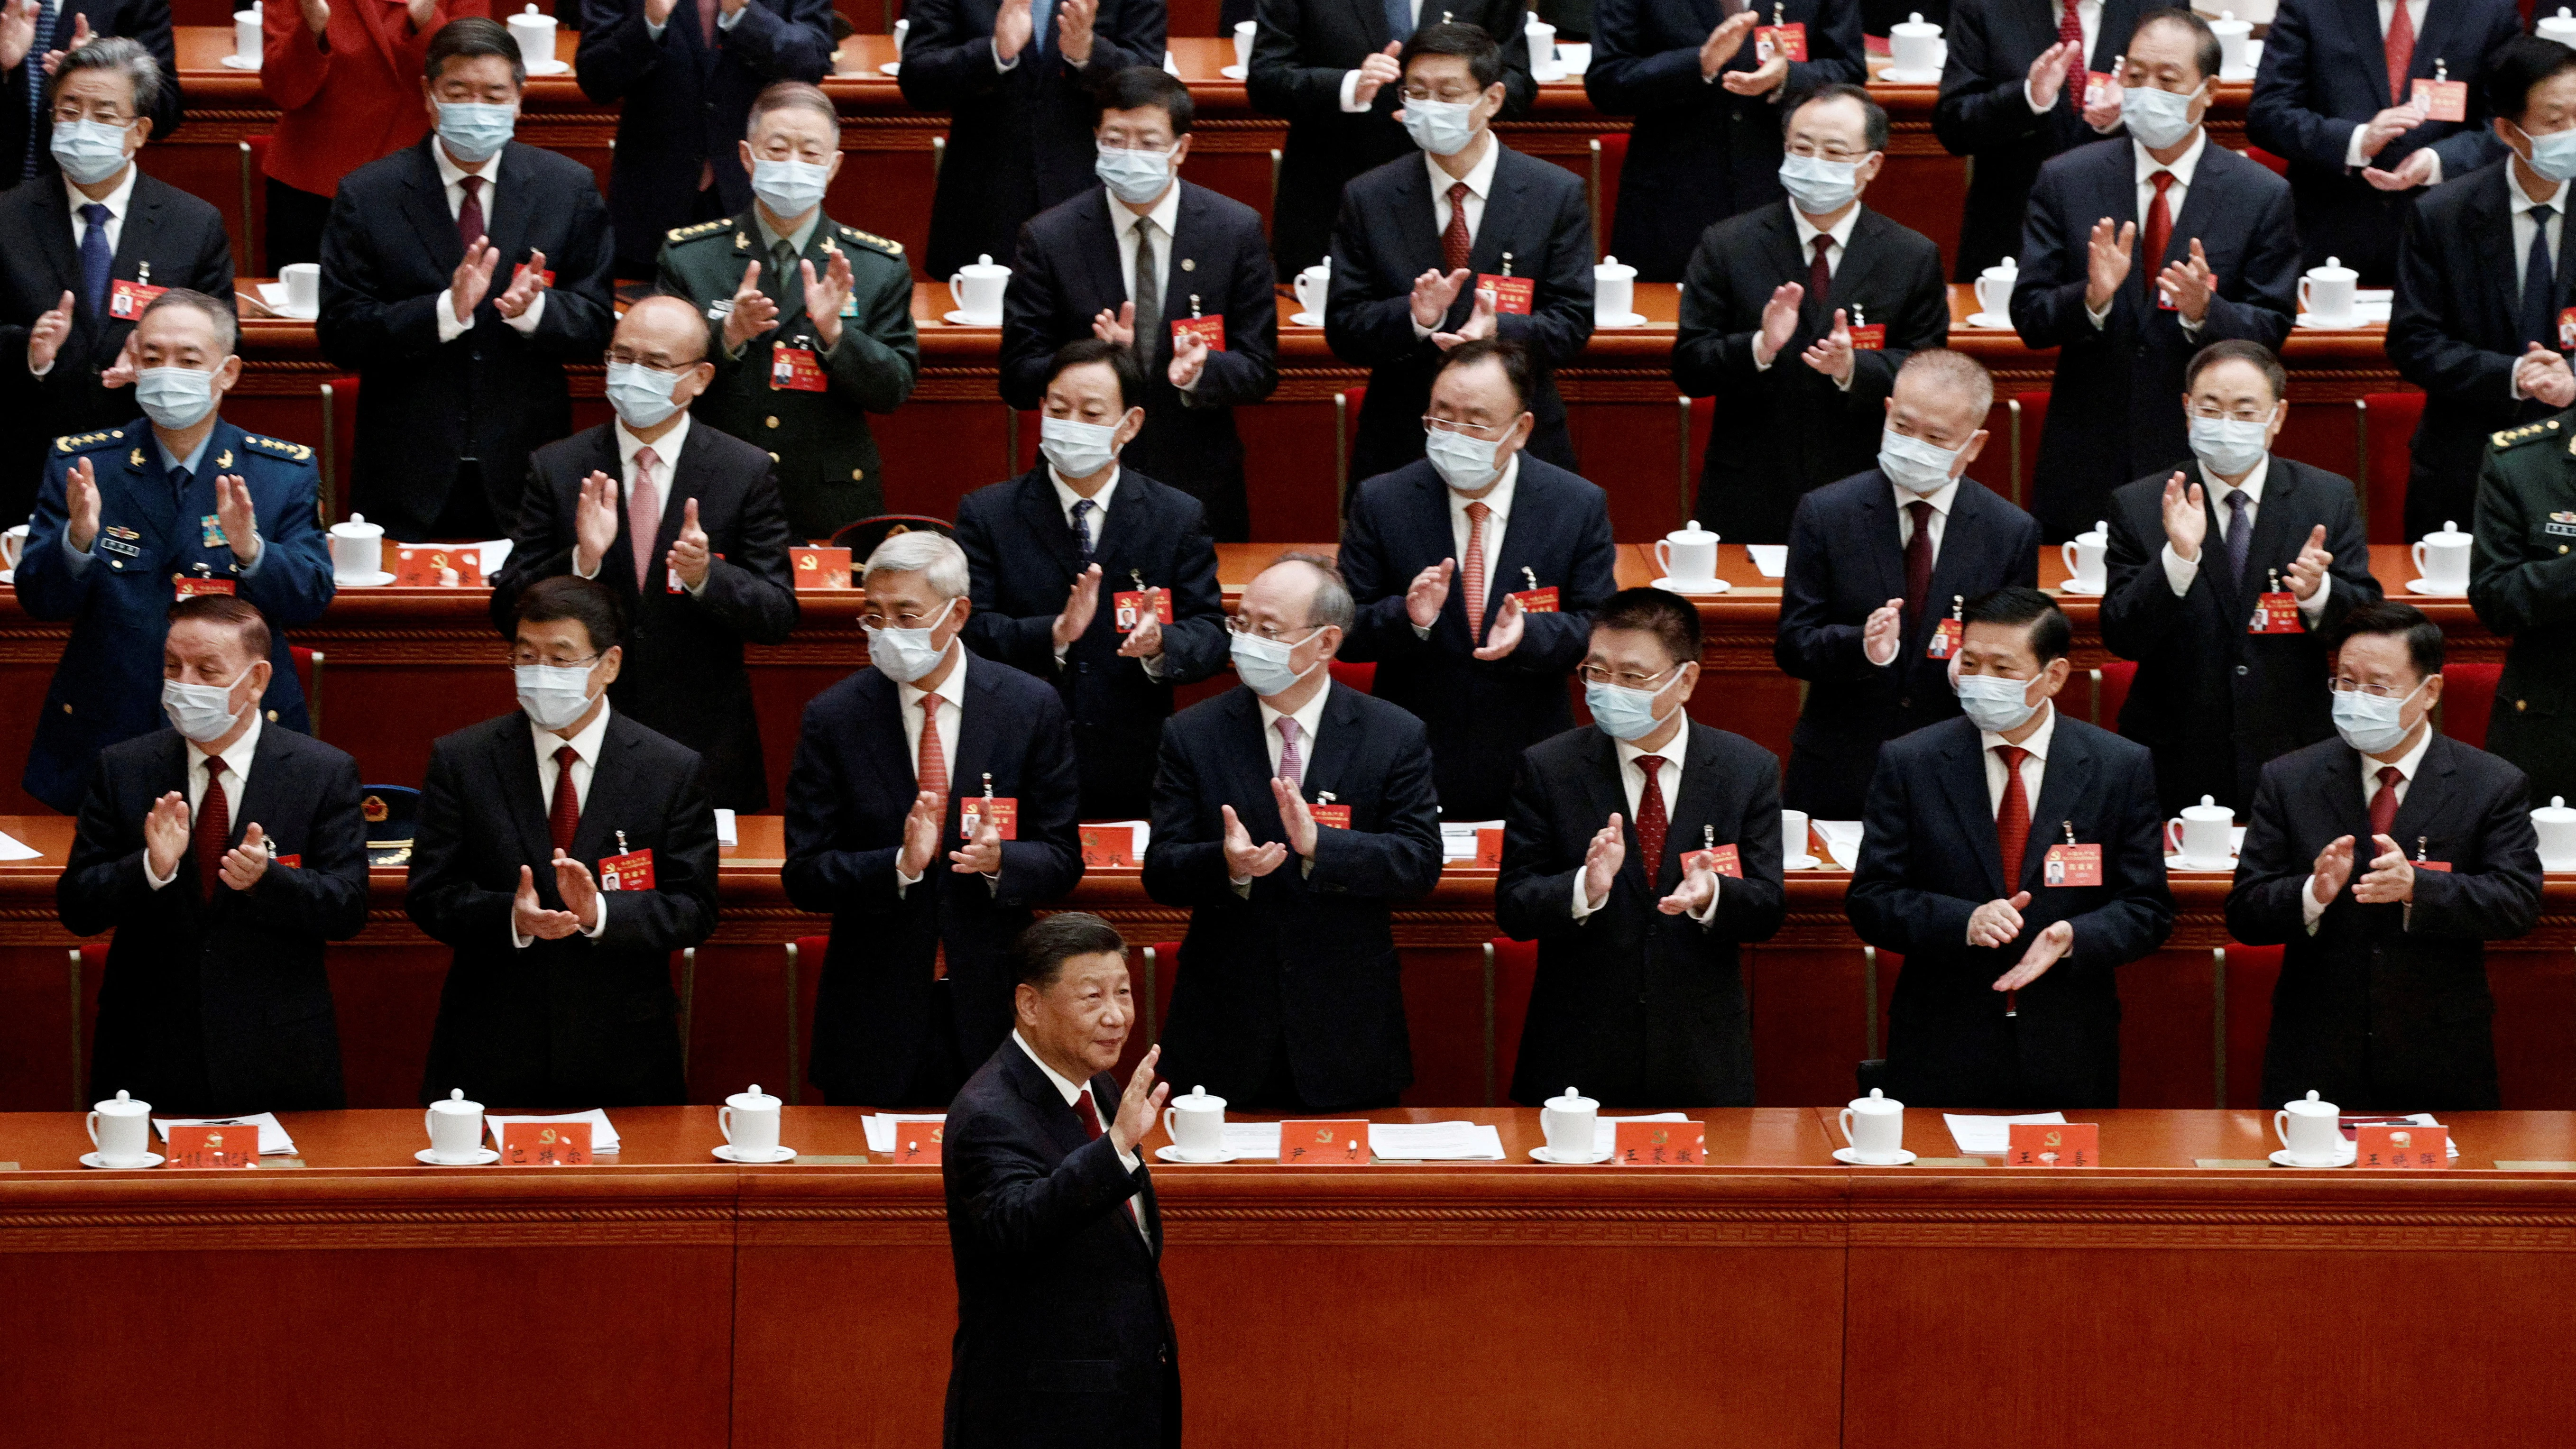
left=2122, top=82, right=2204, bottom=150
left=2188, top=414, right=2271, bottom=476
left=868, top=597, right=959, bottom=684
left=1040, top=416, right=1122, bottom=479
left=515, top=661, right=598, bottom=732
left=1877, top=427, right=1964, bottom=494
left=1423, top=425, right=1506, bottom=492
left=1400, top=96, right=1481, bottom=156
left=162, top=667, right=254, bottom=743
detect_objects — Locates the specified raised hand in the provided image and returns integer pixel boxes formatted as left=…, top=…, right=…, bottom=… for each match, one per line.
left=212, top=475, right=262, bottom=564
left=2283, top=523, right=2332, bottom=601
left=897, top=789, right=944, bottom=879
left=2362, top=147, right=2439, bottom=193
left=1352, top=40, right=1403, bottom=107
left=1657, top=851, right=1719, bottom=916
left=2080, top=70, right=2123, bottom=130
left=1404, top=558, right=1456, bottom=629
left=2353, top=833, right=2415, bottom=904
left=66, top=457, right=102, bottom=552
left=571, top=470, right=621, bottom=577
left=665, top=497, right=711, bottom=591
left=2159, top=471, right=2205, bottom=560
left=804, top=251, right=855, bottom=348
left=1220, top=802, right=1288, bottom=880
left=1053, top=0, right=1097, bottom=66
left=1409, top=267, right=1470, bottom=330
left=2309, top=834, right=2355, bottom=907
left=2024, top=39, right=2078, bottom=110
left=1698, top=9, right=1756, bottom=79
left=993, top=0, right=1032, bottom=61
left=1108, top=1043, right=1168, bottom=1154
left=2515, top=343, right=2576, bottom=409
left=513, top=864, right=581, bottom=940
left=2154, top=237, right=2218, bottom=322
left=1581, top=812, right=1625, bottom=908
left=1992, top=918, right=2074, bottom=991
left=2354, top=99, right=2429, bottom=163
left=99, top=330, right=139, bottom=388
left=1091, top=300, right=1137, bottom=347
left=1169, top=326, right=1208, bottom=389
left=1054, top=562, right=1103, bottom=650
left=723, top=261, right=781, bottom=353
left=949, top=813, right=1003, bottom=874
left=552, top=848, right=602, bottom=930
left=450, top=238, right=501, bottom=324
left=1755, top=282, right=1803, bottom=366
left=494, top=249, right=549, bottom=321
left=2083, top=217, right=2136, bottom=312
left=296, top=0, right=331, bottom=36
left=404, top=0, right=438, bottom=32
left=142, top=791, right=191, bottom=882
left=1721, top=52, right=1788, bottom=96
left=1862, top=597, right=1903, bottom=666
left=1471, top=592, right=1525, bottom=661
left=1115, top=588, right=1164, bottom=659
left=0, top=0, right=39, bottom=70
left=1800, top=307, right=1856, bottom=382
left=1967, top=889, right=2032, bottom=948
left=1271, top=776, right=1321, bottom=857
left=27, top=290, right=73, bottom=373
left=1431, top=285, right=1498, bottom=351
left=219, top=822, right=272, bottom=892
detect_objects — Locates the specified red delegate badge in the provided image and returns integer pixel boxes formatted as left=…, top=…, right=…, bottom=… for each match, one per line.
left=2559, top=308, right=2576, bottom=350
left=1307, top=797, right=1352, bottom=830
left=2355, top=1124, right=2448, bottom=1169
left=1113, top=589, right=1174, bottom=633
left=1846, top=322, right=1886, bottom=350
left=1754, top=20, right=1807, bottom=62
left=172, top=576, right=236, bottom=599
left=501, top=1121, right=592, bottom=1165
left=598, top=847, right=655, bottom=892
left=1927, top=617, right=1961, bottom=659
left=1170, top=314, right=1226, bottom=351
left=2084, top=71, right=2118, bottom=108
left=2042, top=843, right=2102, bottom=888
left=1278, top=1120, right=1369, bottom=1165
left=108, top=279, right=167, bottom=321
left=166, top=1123, right=258, bottom=1169
left=960, top=794, right=1019, bottom=841
left=1509, top=586, right=1559, bottom=614
left=2006, top=1122, right=2099, bottom=1167
left=771, top=345, right=827, bottom=392
left=1683, top=844, right=1744, bottom=879
left=1474, top=274, right=1535, bottom=315
left=1613, top=1120, right=1705, bottom=1165
left=791, top=546, right=852, bottom=590
left=2410, top=78, right=2468, bottom=122
left=2250, top=592, right=2304, bottom=634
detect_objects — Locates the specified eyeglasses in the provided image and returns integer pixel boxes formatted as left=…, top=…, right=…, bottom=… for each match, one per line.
left=2327, top=676, right=2419, bottom=699
left=1784, top=141, right=1873, bottom=163
left=602, top=349, right=693, bottom=370
left=1578, top=663, right=1679, bottom=689
left=1226, top=618, right=1320, bottom=643
left=2189, top=405, right=2273, bottom=422
left=1421, top=414, right=1508, bottom=438
left=511, top=648, right=600, bottom=669
left=50, top=104, right=133, bottom=126
left=860, top=607, right=947, bottom=628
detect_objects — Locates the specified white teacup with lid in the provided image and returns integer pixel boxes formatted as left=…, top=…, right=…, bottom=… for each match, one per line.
left=721, top=1084, right=785, bottom=1158
left=1974, top=256, right=2016, bottom=318
left=1540, top=1086, right=1598, bottom=1158
left=507, top=3, right=557, bottom=68
left=1162, top=1084, right=1228, bottom=1160
left=2274, top=1090, right=2343, bottom=1164
left=87, top=1089, right=153, bottom=1166
left=2413, top=520, right=2473, bottom=592
left=329, top=512, right=385, bottom=582
left=233, top=8, right=262, bottom=64
left=2166, top=795, right=2233, bottom=866
left=1656, top=520, right=1720, bottom=588
left=1888, top=12, right=1942, bottom=73
left=1593, top=255, right=1636, bottom=324
left=2299, top=257, right=2359, bottom=328
left=425, top=1088, right=485, bottom=1162
left=1526, top=15, right=1561, bottom=79
left=948, top=254, right=1011, bottom=324
left=2544, top=6, right=2576, bottom=45
left=2533, top=796, right=2576, bottom=871
left=1232, top=18, right=1255, bottom=72
left=1294, top=258, right=1330, bottom=320
left=2060, top=521, right=2109, bottom=593
left=1839, top=1088, right=1904, bottom=1162
left=2209, top=9, right=2252, bottom=74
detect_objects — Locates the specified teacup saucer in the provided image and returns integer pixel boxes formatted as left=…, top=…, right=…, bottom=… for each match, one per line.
left=1832, top=1146, right=1916, bottom=1166
left=1528, top=1145, right=1612, bottom=1165
left=219, top=53, right=261, bottom=70
left=81, top=1151, right=163, bottom=1169
left=1652, top=576, right=1730, bottom=594
left=2404, top=578, right=2467, bottom=597
left=2165, top=853, right=2236, bottom=872
left=2271, top=1144, right=2357, bottom=1168
left=1154, top=1145, right=1240, bottom=1164
left=334, top=570, right=396, bottom=588
left=713, top=1144, right=797, bottom=1164
left=1288, top=311, right=1323, bottom=328
left=416, top=1146, right=500, bottom=1166
left=1220, top=63, right=1247, bottom=78
left=524, top=58, right=570, bottom=76
left=878, top=60, right=902, bottom=75
left=1783, top=853, right=1823, bottom=871
left=942, top=310, right=1001, bottom=326
left=1876, top=66, right=1943, bottom=84
left=1592, top=312, right=1650, bottom=329
left=1965, top=310, right=2016, bottom=329
left=2056, top=579, right=2105, bottom=596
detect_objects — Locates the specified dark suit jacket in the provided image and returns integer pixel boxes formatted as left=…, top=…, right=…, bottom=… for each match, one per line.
left=898, top=0, right=1166, bottom=278
left=942, top=1039, right=1177, bottom=1449
left=1145, top=682, right=1444, bottom=1109
left=1336, top=454, right=1618, bottom=820
left=1847, top=712, right=2175, bottom=1107
left=58, top=724, right=368, bottom=1115
left=574, top=0, right=835, bottom=275
left=2388, top=158, right=2572, bottom=541
left=1672, top=202, right=1951, bottom=542
left=2226, top=732, right=2543, bottom=1110
left=1584, top=0, right=1865, bottom=282
left=315, top=139, right=618, bottom=540
left=782, top=653, right=1086, bottom=1105
left=1932, top=0, right=2140, bottom=279
left=0, top=0, right=183, bottom=180
left=2099, top=457, right=2382, bottom=816
left=1001, top=182, right=1280, bottom=541
left=490, top=419, right=800, bottom=812
left=407, top=708, right=720, bottom=1108
left=956, top=465, right=1230, bottom=820
left=2469, top=416, right=2576, bottom=805
left=1497, top=722, right=1788, bottom=1106
left=0, top=171, right=230, bottom=521
left=2246, top=0, right=2519, bottom=282
left=2011, top=136, right=2299, bottom=540
left=1776, top=470, right=2040, bottom=819
left=1325, top=142, right=1594, bottom=482
left=1246, top=0, right=1536, bottom=272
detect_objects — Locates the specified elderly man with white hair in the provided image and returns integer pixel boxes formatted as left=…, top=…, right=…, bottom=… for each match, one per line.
left=782, top=527, right=1086, bottom=1107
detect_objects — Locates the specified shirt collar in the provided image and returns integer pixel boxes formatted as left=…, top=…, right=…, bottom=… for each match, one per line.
left=1012, top=1030, right=1091, bottom=1106
left=1614, top=717, right=1689, bottom=773
left=1448, top=452, right=1519, bottom=526
left=1892, top=475, right=1962, bottom=517
left=2198, top=451, right=2271, bottom=503
left=1107, top=180, right=1183, bottom=242
left=899, top=640, right=970, bottom=715
left=2369, top=721, right=2438, bottom=781
left=531, top=697, right=614, bottom=766
left=616, top=413, right=691, bottom=475
left=432, top=140, right=500, bottom=193
left=2511, top=159, right=2569, bottom=213
left=1790, top=202, right=1863, bottom=253
left=187, top=711, right=263, bottom=785
left=1255, top=677, right=1332, bottom=751
left=1979, top=699, right=2058, bottom=762
left=64, top=163, right=139, bottom=224
left=156, top=431, right=213, bottom=476
left=755, top=206, right=821, bottom=257
left=2132, top=127, right=2208, bottom=188
left=1050, top=468, right=1121, bottom=521
left=1426, top=132, right=1503, bottom=204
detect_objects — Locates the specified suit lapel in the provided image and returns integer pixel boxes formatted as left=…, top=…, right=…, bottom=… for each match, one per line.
left=1005, top=1046, right=1093, bottom=1158
left=856, top=671, right=919, bottom=814
left=1858, top=477, right=1913, bottom=644
left=644, top=428, right=709, bottom=590
left=1938, top=724, right=2008, bottom=899
left=1483, top=467, right=1548, bottom=632
left=30, top=184, right=81, bottom=300
left=1392, top=154, right=1445, bottom=281
left=1296, top=684, right=1365, bottom=811
left=107, top=180, right=161, bottom=292
left=1578, top=729, right=1632, bottom=880
left=499, top=717, right=557, bottom=872
left=485, top=144, right=537, bottom=277
left=350, top=0, right=409, bottom=79
left=2165, top=152, right=2225, bottom=273
left=1223, top=689, right=1288, bottom=839
left=570, top=719, right=641, bottom=862
left=1017, top=467, right=1085, bottom=576
left=2237, top=462, right=2300, bottom=605
left=2469, top=168, right=2520, bottom=339
left=1916, top=486, right=1988, bottom=644
left=1825, top=209, right=1884, bottom=317
left=1081, top=192, right=1130, bottom=321
left=2385, top=733, right=2458, bottom=851
left=2021, top=718, right=2090, bottom=892
left=401, top=143, right=467, bottom=276
left=226, top=724, right=301, bottom=851
left=1466, top=151, right=1530, bottom=279
left=1158, top=185, right=1203, bottom=348
left=1661, top=725, right=1727, bottom=891
left=950, top=654, right=1003, bottom=816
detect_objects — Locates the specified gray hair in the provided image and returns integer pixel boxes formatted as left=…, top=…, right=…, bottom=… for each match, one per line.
left=862, top=530, right=970, bottom=600
left=1895, top=348, right=1993, bottom=418
left=1270, top=550, right=1353, bottom=632
left=139, top=287, right=238, bottom=356
left=46, top=36, right=164, bottom=123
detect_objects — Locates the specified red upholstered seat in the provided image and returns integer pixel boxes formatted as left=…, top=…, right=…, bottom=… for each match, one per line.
left=2439, top=661, right=2503, bottom=749
left=2356, top=393, right=2426, bottom=545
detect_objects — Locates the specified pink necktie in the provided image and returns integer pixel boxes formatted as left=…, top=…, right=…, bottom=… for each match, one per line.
left=1276, top=717, right=1304, bottom=789
left=629, top=446, right=661, bottom=591
left=1463, top=500, right=1491, bottom=642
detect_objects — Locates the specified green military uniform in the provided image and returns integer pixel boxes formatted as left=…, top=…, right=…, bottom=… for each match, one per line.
left=656, top=210, right=920, bottom=540
left=2469, top=412, right=2576, bottom=804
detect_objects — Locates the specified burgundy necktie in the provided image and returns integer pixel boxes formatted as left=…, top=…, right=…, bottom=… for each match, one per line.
left=1442, top=182, right=1472, bottom=274
left=1904, top=500, right=1934, bottom=623
left=1808, top=235, right=1833, bottom=312
left=457, top=174, right=486, bottom=250
left=2142, top=171, right=2175, bottom=281
left=193, top=757, right=230, bottom=900
left=2057, top=0, right=2086, bottom=109
left=2369, top=765, right=2402, bottom=840
left=1995, top=745, right=2032, bottom=889
left=698, top=0, right=717, bottom=43
left=1634, top=755, right=1668, bottom=887
left=548, top=745, right=581, bottom=853
left=2384, top=0, right=2415, bottom=106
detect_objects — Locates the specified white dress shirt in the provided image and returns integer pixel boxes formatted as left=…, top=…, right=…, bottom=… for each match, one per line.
left=1013, top=1030, right=1151, bottom=1238
left=30, top=166, right=141, bottom=382
left=2157, top=455, right=2330, bottom=622
left=1110, top=182, right=1180, bottom=315
left=1234, top=683, right=1332, bottom=891
left=143, top=715, right=265, bottom=890
left=516, top=701, right=616, bottom=945
left=1896, top=476, right=1958, bottom=558
left=2302, top=723, right=2436, bottom=929
left=574, top=413, right=707, bottom=596
left=432, top=143, right=548, bottom=343
left=1414, top=455, right=1518, bottom=637
left=1978, top=698, right=2054, bottom=818
left=1407, top=135, right=1502, bottom=340
left=1338, top=0, right=1427, bottom=110
left=1570, top=722, right=1720, bottom=925
left=2508, top=164, right=2568, bottom=400
left=2341, top=0, right=2442, bottom=175
left=2024, top=0, right=2102, bottom=112
left=1047, top=469, right=1165, bottom=679
left=894, top=646, right=975, bottom=892
left=2088, top=130, right=2208, bottom=332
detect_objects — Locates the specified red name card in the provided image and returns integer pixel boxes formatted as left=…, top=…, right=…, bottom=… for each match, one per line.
left=1475, top=825, right=1503, bottom=868
left=172, top=576, right=236, bottom=599
left=1079, top=824, right=1136, bottom=868
left=959, top=796, right=1018, bottom=841
left=1682, top=844, right=1743, bottom=879
left=1753, top=20, right=1806, bottom=62
left=2355, top=1124, right=2448, bottom=1170
left=1307, top=803, right=1352, bottom=830
left=394, top=545, right=482, bottom=587
left=1170, top=314, right=1226, bottom=351
left=1113, top=589, right=1174, bottom=633
left=2249, top=592, right=2304, bottom=634
left=1613, top=1120, right=1705, bottom=1166
left=1473, top=274, right=1535, bottom=315
left=2042, top=843, right=2102, bottom=889
left=1278, top=1120, right=1369, bottom=1165
left=2006, top=1122, right=2099, bottom=1167
left=2411, top=78, right=2468, bottom=122
left=770, top=345, right=826, bottom=392
left=501, top=1121, right=592, bottom=1166
left=791, top=546, right=852, bottom=590
left=598, top=847, right=654, bottom=892
left=890, top=1124, right=943, bottom=1165
left=166, top=1124, right=258, bottom=1169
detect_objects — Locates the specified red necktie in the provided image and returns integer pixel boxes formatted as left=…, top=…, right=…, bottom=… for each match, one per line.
left=628, top=446, right=662, bottom=592
left=2384, top=0, right=2415, bottom=106
left=1995, top=745, right=2032, bottom=890
left=1634, top=754, right=1668, bottom=887
left=1074, top=1091, right=1146, bottom=1230
left=1462, top=500, right=1491, bottom=642
left=2369, top=765, right=2402, bottom=840
left=2058, top=0, right=2086, bottom=108
left=548, top=745, right=581, bottom=853
left=698, top=0, right=717, bottom=43
left=457, top=174, right=486, bottom=251
left=1808, top=235, right=1832, bottom=313
left=1442, top=181, right=1472, bottom=275
left=1904, top=500, right=1934, bottom=623
left=2142, top=170, right=2176, bottom=284
left=193, top=757, right=230, bottom=901
left=917, top=696, right=948, bottom=800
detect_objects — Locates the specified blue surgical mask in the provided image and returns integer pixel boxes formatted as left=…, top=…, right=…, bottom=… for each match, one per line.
left=749, top=157, right=831, bottom=219
left=2331, top=680, right=2425, bottom=756
left=1094, top=143, right=1174, bottom=206
left=1423, top=426, right=1503, bottom=492
left=136, top=367, right=218, bottom=431
left=162, top=668, right=253, bottom=743
left=2188, top=415, right=2271, bottom=476
left=2522, top=123, right=2576, bottom=183
left=1957, top=673, right=2040, bottom=734
left=1877, top=427, right=1962, bottom=495
left=2121, top=83, right=2203, bottom=150
left=1400, top=97, right=1481, bottom=157
left=1585, top=675, right=1675, bottom=743
left=1040, top=416, right=1122, bottom=479
left=515, top=662, right=597, bottom=732
left=49, top=118, right=132, bottom=186
left=434, top=102, right=517, bottom=165
left=1777, top=153, right=1864, bottom=216
left=1230, top=627, right=1322, bottom=698
left=866, top=597, right=958, bottom=684
left=604, top=362, right=686, bottom=430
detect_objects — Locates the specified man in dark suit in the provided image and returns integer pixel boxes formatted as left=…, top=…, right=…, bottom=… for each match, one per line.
left=1586, top=0, right=1864, bottom=283
left=57, top=594, right=368, bottom=1115
left=2226, top=602, right=2544, bottom=1110
left=1847, top=586, right=2175, bottom=1107
left=2010, top=8, right=2299, bottom=541
left=2247, top=0, right=2520, bottom=283
left=575, top=0, right=833, bottom=279
left=900, top=0, right=1165, bottom=278
left=0, top=36, right=226, bottom=522
left=318, top=18, right=618, bottom=541
left=408, top=576, right=721, bottom=1108
left=1247, top=0, right=1533, bottom=274
left=1337, top=338, right=1617, bottom=821
left=490, top=295, right=799, bottom=812
left=2100, top=340, right=2382, bottom=816
left=15, top=290, right=333, bottom=814
left=1497, top=588, right=1788, bottom=1107
left=0, top=0, right=181, bottom=185
left=1777, top=349, right=2041, bottom=820
left=2388, top=37, right=2576, bottom=542
left=1933, top=0, right=2137, bottom=280
left=1000, top=66, right=1279, bottom=541
left=958, top=339, right=1230, bottom=820
left=2470, top=402, right=2576, bottom=805
left=1673, top=83, right=1952, bottom=542
left=1325, top=23, right=1592, bottom=484
left=782, top=528, right=1086, bottom=1108
left=1145, top=553, right=1444, bottom=1111
left=942, top=913, right=1178, bottom=1449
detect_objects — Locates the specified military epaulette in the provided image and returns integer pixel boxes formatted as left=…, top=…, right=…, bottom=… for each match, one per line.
left=666, top=219, right=731, bottom=243
left=243, top=433, right=315, bottom=462
left=837, top=224, right=903, bottom=257
left=53, top=427, right=126, bottom=453
left=2490, top=418, right=2565, bottom=450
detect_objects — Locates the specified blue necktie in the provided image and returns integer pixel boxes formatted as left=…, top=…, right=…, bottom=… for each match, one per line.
left=2222, top=488, right=2252, bottom=593
left=1030, top=0, right=1050, bottom=55
left=2522, top=203, right=2559, bottom=352
left=20, top=0, right=55, bottom=180
left=168, top=465, right=193, bottom=510
left=79, top=203, right=112, bottom=320
left=1070, top=497, right=1095, bottom=561
left=1381, top=0, right=1412, bottom=46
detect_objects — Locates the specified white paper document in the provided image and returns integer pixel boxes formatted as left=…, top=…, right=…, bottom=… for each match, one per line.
left=1222, top=1122, right=1284, bottom=1158
left=1944, top=1112, right=2065, bottom=1156
left=1366, top=1122, right=1506, bottom=1160
left=0, top=830, right=41, bottom=862
left=1439, top=822, right=1504, bottom=861
left=152, top=1112, right=296, bottom=1155
left=864, top=1113, right=947, bottom=1153
left=713, top=808, right=739, bottom=846
left=486, top=1109, right=621, bottom=1154
left=1812, top=820, right=1864, bottom=870
left=1745, top=544, right=1789, bottom=578
left=1592, top=1112, right=1690, bottom=1156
